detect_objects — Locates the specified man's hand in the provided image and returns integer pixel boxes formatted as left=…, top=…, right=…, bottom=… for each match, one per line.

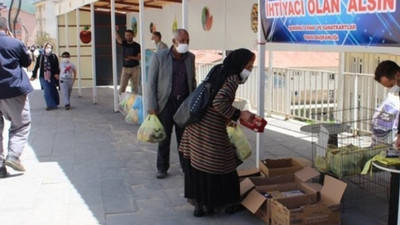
left=148, top=109, right=157, bottom=115
left=30, top=77, right=36, bottom=81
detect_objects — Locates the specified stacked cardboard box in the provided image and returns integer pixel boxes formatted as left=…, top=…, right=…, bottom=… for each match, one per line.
left=270, top=175, right=347, bottom=225
left=240, top=167, right=320, bottom=224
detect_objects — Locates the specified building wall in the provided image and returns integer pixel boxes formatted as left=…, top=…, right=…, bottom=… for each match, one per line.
left=1, top=9, right=36, bottom=46
left=58, top=10, right=93, bottom=87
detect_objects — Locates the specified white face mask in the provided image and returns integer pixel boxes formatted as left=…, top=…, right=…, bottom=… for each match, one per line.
left=45, top=48, right=52, bottom=54
left=239, top=69, right=251, bottom=84
left=176, top=43, right=189, bottom=54
left=152, top=40, right=156, bottom=45
left=62, top=58, right=69, bottom=63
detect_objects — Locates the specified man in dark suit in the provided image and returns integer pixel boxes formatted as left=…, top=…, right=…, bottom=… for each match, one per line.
left=0, top=17, right=33, bottom=177
left=146, top=29, right=196, bottom=179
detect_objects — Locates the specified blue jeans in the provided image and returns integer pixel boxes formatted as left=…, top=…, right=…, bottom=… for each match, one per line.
left=40, top=77, right=59, bottom=108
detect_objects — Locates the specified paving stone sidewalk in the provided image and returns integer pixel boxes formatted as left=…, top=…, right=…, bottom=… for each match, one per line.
left=0, top=84, right=388, bottom=225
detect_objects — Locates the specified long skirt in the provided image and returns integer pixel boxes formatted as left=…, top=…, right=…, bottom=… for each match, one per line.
left=183, top=158, right=240, bottom=208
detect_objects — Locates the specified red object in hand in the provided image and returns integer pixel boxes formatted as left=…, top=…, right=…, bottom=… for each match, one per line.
left=80, top=26, right=91, bottom=44
left=240, top=116, right=267, bottom=133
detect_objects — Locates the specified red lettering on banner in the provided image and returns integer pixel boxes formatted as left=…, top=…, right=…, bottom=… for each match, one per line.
left=308, top=0, right=340, bottom=15
left=265, top=0, right=305, bottom=18
left=347, top=0, right=395, bottom=13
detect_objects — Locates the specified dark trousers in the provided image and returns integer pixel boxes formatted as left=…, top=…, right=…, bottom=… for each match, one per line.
left=157, top=98, right=185, bottom=172
left=389, top=173, right=399, bottom=225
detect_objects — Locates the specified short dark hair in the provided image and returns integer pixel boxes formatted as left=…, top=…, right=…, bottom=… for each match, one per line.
left=153, top=31, right=161, bottom=39
left=374, top=60, right=400, bottom=82
left=125, top=29, right=134, bottom=35
left=61, top=51, right=70, bottom=58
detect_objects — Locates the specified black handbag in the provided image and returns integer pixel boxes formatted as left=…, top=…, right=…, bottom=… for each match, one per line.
left=173, top=64, right=225, bottom=128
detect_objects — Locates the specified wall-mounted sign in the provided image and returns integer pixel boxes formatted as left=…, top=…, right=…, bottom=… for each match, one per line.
left=261, top=0, right=400, bottom=47
left=201, top=7, right=213, bottom=31
left=80, top=26, right=91, bottom=44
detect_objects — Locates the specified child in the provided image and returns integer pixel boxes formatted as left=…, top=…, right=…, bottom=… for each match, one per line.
left=59, top=51, right=77, bottom=110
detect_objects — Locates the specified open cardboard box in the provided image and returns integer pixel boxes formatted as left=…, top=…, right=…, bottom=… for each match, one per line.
left=259, top=158, right=304, bottom=177
left=237, top=168, right=263, bottom=180
left=241, top=167, right=320, bottom=224
left=270, top=175, right=347, bottom=225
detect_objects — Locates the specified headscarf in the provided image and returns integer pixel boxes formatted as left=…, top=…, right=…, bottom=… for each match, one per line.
left=222, top=48, right=255, bottom=79
left=43, top=42, right=53, bottom=82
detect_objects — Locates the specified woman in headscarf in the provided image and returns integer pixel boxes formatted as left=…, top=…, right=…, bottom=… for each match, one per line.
left=179, top=48, right=256, bottom=217
left=31, top=43, right=60, bottom=110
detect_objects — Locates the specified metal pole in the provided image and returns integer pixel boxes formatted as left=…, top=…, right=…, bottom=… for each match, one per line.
left=65, top=13, right=69, bottom=51
left=76, top=9, right=82, bottom=97
left=139, top=0, right=147, bottom=117
left=256, top=0, right=266, bottom=169
left=90, top=3, right=97, bottom=104
left=182, top=0, right=188, bottom=29
left=111, top=0, right=118, bottom=112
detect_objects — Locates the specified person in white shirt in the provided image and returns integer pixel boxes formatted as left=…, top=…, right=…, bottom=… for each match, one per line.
left=59, top=51, right=77, bottom=110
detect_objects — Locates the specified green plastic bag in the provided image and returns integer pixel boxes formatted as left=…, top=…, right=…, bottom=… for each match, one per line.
left=227, top=124, right=252, bottom=161
left=137, top=115, right=166, bottom=143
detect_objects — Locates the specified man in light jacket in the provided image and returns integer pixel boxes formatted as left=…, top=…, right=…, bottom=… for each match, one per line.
left=146, top=29, right=196, bottom=179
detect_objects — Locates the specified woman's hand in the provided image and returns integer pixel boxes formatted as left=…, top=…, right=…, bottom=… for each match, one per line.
left=240, top=110, right=255, bottom=123
left=30, top=77, right=36, bottom=81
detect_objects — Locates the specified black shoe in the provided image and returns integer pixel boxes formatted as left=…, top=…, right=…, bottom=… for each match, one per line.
left=156, top=171, right=167, bottom=179
left=193, top=204, right=205, bottom=217
left=224, top=205, right=243, bottom=215
left=0, top=166, right=7, bottom=178
left=65, top=104, right=70, bottom=110
left=5, top=157, right=25, bottom=172
left=205, top=206, right=216, bottom=215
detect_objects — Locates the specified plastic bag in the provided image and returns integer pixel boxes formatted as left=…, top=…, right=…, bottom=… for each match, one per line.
left=132, top=95, right=144, bottom=125
left=227, top=124, right=252, bottom=161
left=119, top=93, right=136, bottom=115
left=371, top=92, right=399, bottom=144
left=125, top=95, right=144, bottom=125
left=137, top=115, right=166, bottom=143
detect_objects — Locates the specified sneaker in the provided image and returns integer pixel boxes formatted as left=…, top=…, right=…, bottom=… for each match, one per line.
left=5, top=157, right=25, bottom=172
left=0, top=166, right=7, bottom=178
left=156, top=171, right=167, bottom=179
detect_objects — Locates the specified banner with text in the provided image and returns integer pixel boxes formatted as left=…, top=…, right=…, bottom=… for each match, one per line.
left=261, top=0, right=400, bottom=47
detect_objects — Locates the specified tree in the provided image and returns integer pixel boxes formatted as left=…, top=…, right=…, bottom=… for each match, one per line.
left=34, top=31, right=55, bottom=47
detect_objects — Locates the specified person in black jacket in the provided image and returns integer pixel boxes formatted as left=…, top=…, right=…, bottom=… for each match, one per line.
left=0, top=16, right=33, bottom=177
left=31, top=42, right=60, bottom=110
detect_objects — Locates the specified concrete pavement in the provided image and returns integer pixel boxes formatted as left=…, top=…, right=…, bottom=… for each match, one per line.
left=0, top=83, right=389, bottom=225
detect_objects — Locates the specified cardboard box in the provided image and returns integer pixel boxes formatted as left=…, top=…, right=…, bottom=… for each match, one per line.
left=259, top=158, right=304, bottom=177
left=241, top=167, right=320, bottom=224
left=237, top=168, right=262, bottom=180
left=270, top=175, right=347, bottom=225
